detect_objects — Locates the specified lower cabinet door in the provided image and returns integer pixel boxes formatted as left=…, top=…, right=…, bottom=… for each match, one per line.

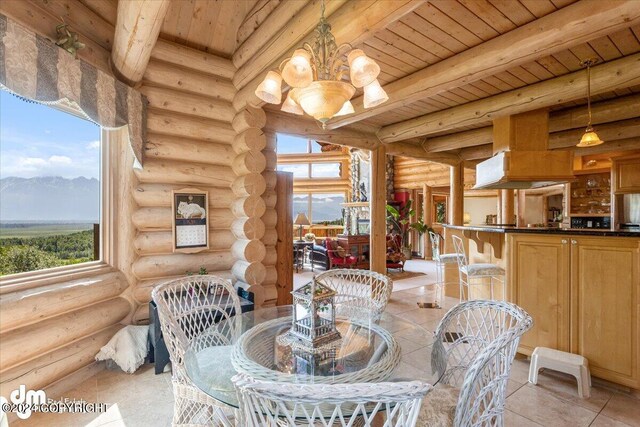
left=509, top=235, right=571, bottom=355
left=571, top=237, right=640, bottom=389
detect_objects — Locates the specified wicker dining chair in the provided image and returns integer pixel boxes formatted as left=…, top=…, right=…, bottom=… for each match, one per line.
left=152, top=275, right=242, bottom=427
left=315, top=268, right=393, bottom=320
left=418, top=300, right=533, bottom=426
left=233, top=373, right=432, bottom=427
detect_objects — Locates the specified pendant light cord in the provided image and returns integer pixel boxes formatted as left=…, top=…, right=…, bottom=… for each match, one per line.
left=587, top=62, right=592, bottom=127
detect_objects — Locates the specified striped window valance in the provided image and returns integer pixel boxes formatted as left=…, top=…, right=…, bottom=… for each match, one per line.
left=0, top=13, right=146, bottom=165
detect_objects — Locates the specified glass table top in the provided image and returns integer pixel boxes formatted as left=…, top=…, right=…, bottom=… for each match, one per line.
left=184, top=305, right=440, bottom=408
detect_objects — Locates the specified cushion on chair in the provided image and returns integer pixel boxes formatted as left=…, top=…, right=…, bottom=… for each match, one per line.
left=461, top=263, right=505, bottom=277
left=416, top=384, right=459, bottom=427
left=437, top=253, right=459, bottom=264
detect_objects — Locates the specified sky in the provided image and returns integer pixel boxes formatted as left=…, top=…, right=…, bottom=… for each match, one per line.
left=276, top=133, right=340, bottom=177
left=0, top=91, right=101, bottom=179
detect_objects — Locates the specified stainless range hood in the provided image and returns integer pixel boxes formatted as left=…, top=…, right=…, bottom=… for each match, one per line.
left=474, top=109, right=575, bottom=190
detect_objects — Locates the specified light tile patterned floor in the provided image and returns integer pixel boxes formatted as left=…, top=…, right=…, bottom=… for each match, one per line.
left=13, top=260, right=639, bottom=426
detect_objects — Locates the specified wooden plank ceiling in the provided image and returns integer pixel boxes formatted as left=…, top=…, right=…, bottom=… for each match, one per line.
left=74, top=0, right=640, bottom=163
left=159, top=0, right=262, bottom=58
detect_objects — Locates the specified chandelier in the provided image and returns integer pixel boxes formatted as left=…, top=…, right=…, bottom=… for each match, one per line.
left=576, top=59, right=603, bottom=147
left=254, top=0, right=388, bottom=127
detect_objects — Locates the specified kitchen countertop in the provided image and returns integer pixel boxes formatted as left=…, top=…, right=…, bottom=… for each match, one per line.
left=443, top=224, right=640, bottom=237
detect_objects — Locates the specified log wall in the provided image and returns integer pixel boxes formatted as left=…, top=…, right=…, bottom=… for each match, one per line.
left=393, top=156, right=476, bottom=190
left=0, top=0, right=282, bottom=403
left=0, top=270, right=130, bottom=399
left=130, top=49, right=243, bottom=322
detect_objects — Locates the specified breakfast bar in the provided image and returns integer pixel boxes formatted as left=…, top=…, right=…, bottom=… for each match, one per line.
left=442, top=224, right=640, bottom=390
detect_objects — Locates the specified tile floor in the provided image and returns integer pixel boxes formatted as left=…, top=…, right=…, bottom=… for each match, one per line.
left=14, top=260, right=640, bottom=427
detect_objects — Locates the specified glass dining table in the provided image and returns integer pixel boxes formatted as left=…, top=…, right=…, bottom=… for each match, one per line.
left=184, top=305, right=441, bottom=408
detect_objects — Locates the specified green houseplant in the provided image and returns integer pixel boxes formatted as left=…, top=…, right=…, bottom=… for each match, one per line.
left=386, top=201, right=433, bottom=258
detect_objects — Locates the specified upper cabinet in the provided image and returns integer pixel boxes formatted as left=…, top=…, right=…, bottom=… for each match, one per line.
left=612, top=155, right=640, bottom=194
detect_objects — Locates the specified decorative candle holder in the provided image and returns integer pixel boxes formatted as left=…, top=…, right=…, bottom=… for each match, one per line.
left=277, top=278, right=342, bottom=355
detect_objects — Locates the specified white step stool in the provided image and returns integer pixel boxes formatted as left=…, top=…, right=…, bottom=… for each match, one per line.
left=528, top=347, right=591, bottom=398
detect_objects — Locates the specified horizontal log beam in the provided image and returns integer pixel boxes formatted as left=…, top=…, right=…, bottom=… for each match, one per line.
left=0, top=271, right=125, bottom=334
left=133, top=184, right=235, bottom=208
left=134, top=230, right=235, bottom=255
left=426, top=94, right=640, bottom=152
left=140, top=86, right=236, bottom=123
left=143, top=60, right=235, bottom=102
left=112, top=0, right=170, bottom=85
left=151, top=39, right=235, bottom=79
left=233, top=0, right=423, bottom=109
left=232, top=0, right=309, bottom=69
left=0, top=325, right=121, bottom=398
left=549, top=118, right=640, bottom=150
left=379, top=54, right=640, bottom=142
left=133, top=253, right=235, bottom=280
left=265, top=112, right=379, bottom=151
left=132, top=207, right=234, bottom=231
left=326, top=0, right=640, bottom=129
left=147, top=109, right=236, bottom=144
left=134, top=158, right=235, bottom=187
left=145, top=134, right=235, bottom=166
left=0, top=298, right=129, bottom=372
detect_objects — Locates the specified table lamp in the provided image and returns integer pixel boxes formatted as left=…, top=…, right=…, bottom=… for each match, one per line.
left=294, top=212, right=310, bottom=241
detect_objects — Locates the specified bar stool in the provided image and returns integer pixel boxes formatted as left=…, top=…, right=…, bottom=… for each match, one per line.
left=451, top=235, right=506, bottom=301
left=428, top=231, right=459, bottom=308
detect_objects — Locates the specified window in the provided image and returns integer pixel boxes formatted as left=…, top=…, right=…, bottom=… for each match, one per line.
left=293, top=193, right=345, bottom=224
left=311, top=163, right=341, bottom=178
left=0, top=91, right=102, bottom=276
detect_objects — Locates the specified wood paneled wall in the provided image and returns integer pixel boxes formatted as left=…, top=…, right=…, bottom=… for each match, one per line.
left=393, top=156, right=476, bottom=190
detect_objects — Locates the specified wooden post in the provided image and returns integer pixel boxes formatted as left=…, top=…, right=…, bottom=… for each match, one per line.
left=449, top=165, right=464, bottom=225
left=275, top=172, right=293, bottom=306
left=370, top=146, right=387, bottom=274
left=501, top=189, right=515, bottom=225
left=423, top=184, right=432, bottom=259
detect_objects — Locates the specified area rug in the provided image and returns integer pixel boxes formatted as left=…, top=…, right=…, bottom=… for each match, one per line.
left=387, top=270, right=426, bottom=281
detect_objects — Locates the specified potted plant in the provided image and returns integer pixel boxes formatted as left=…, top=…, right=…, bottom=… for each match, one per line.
left=386, top=201, right=434, bottom=259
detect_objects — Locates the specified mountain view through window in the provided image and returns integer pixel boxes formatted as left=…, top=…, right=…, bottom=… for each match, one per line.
left=0, top=91, right=101, bottom=275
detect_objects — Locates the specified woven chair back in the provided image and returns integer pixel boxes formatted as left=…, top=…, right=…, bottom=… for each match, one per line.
left=233, top=373, right=432, bottom=427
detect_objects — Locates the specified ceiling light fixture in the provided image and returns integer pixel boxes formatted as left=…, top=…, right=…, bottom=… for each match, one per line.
left=577, top=58, right=603, bottom=148
left=254, top=0, right=387, bottom=127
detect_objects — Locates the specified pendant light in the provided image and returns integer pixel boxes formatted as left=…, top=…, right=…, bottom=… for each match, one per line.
left=577, top=59, right=603, bottom=148
left=254, top=0, right=387, bottom=127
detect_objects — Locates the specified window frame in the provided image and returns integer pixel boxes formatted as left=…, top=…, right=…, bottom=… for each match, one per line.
left=0, top=124, right=119, bottom=288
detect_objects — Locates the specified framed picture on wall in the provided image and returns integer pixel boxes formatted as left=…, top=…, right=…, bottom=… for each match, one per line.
left=172, top=188, right=209, bottom=253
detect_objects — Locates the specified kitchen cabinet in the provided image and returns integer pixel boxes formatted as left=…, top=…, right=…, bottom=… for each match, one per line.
left=509, top=233, right=640, bottom=388
left=571, top=237, right=639, bottom=389
left=613, top=155, right=640, bottom=194
left=509, top=235, right=571, bottom=354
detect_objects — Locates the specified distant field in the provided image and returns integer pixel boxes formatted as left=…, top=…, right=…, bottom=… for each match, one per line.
left=0, top=223, right=94, bottom=239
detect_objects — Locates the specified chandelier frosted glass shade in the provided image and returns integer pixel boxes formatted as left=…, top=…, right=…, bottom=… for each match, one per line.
left=282, top=49, right=313, bottom=88
left=335, top=100, right=355, bottom=117
left=254, top=1, right=387, bottom=125
left=291, top=81, right=355, bottom=123
left=255, top=71, right=283, bottom=104
left=348, top=49, right=380, bottom=88
left=577, top=126, right=604, bottom=147
left=281, top=91, right=304, bottom=115
left=363, top=79, right=389, bottom=109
